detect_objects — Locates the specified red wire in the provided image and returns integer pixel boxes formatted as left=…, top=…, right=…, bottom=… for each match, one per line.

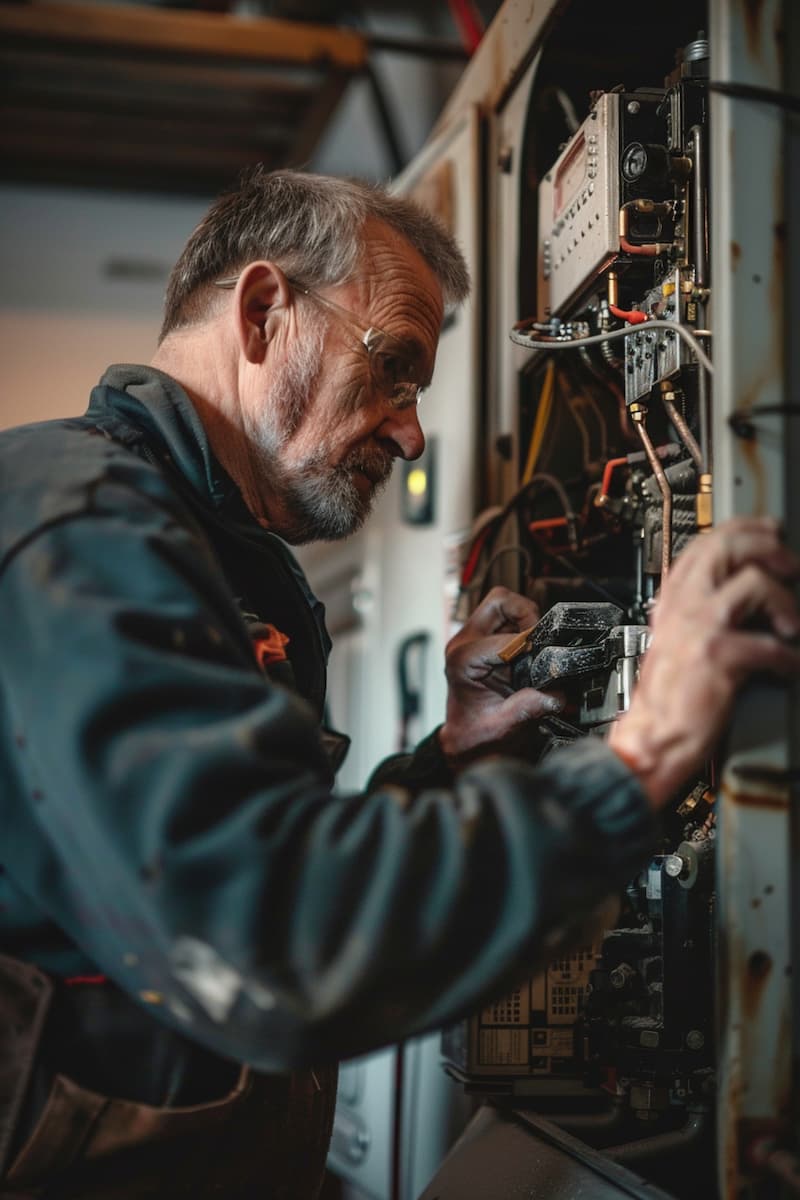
left=608, top=304, right=649, bottom=324
left=528, top=516, right=568, bottom=532
left=461, top=522, right=495, bottom=586
left=598, top=455, right=630, bottom=501
left=447, top=0, right=485, bottom=54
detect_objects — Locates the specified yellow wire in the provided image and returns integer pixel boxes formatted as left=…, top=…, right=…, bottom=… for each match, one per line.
left=522, top=359, right=555, bottom=484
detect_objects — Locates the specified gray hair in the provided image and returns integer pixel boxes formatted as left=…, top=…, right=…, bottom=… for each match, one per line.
left=159, top=166, right=470, bottom=341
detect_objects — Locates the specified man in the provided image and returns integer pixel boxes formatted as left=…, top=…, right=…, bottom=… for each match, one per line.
left=0, top=167, right=798, bottom=1199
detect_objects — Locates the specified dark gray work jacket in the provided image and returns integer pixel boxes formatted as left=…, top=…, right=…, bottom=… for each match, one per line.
left=0, top=365, right=656, bottom=1197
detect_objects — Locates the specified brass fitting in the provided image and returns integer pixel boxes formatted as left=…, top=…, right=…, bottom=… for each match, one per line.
left=607, top=270, right=619, bottom=308
left=697, top=473, right=713, bottom=531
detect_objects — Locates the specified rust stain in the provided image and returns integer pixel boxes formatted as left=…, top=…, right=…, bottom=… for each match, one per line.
left=728, top=785, right=788, bottom=811
left=721, top=772, right=788, bottom=810
left=770, top=206, right=786, bottom=352
left=734, top=439, right=767, bottom=518
left=731, top=240, right=742, bottom=268
left=770, top=126, right=786, bottom=294
left=743, top=949, right=772, bottom=1022
left=742, top=0, right=767, bottom=60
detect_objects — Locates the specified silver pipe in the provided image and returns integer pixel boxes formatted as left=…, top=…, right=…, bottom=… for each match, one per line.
left=604, top=1110, right=708, bottom=1163
left=551, top=1100, right=627, bottom=1134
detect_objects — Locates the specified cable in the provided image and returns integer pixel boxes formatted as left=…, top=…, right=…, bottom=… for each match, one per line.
left=447, top=0, right=485, bottom=55
left=510, top=319, right=714, bottom=378
left=597, top=456, right=630, bottom=505
left=460, top=521, right=496, bottom=587
left=608, top=304, right=649, bottom=325
left=526, top=472, right=579, bottom=549
left=708, top=81, right=800, bottom=115
left=528, top=535, right=627, bottom=607
left=522, top=359, right=556, bottom=484
left=582, top=388, right=609, bottom=460
left=554, top=87, right=580, bottom=134
left=560, top=365, right=608, bottom=464
left=458, top=471, right=579, bottom=606
left=568, top=397, right=592, bottom=469
left=363, top=62, right=406, bottom=174
left=474, top=544, right=532, bottom=600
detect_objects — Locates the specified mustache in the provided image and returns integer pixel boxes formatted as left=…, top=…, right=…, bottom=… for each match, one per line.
left=339, top=444, right=395, bottom=485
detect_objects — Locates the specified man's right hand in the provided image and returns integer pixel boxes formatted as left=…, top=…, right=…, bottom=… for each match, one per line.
left=608, top=516, right=800, bottom=810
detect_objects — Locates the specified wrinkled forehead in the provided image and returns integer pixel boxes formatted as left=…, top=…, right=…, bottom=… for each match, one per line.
left=357, top=218, right=445, bottom=338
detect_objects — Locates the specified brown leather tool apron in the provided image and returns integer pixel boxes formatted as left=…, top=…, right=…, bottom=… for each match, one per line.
left=1, top=957, right=337, bottom=1200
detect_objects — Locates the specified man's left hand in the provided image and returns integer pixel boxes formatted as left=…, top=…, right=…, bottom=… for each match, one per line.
left=438, top=586, right=564, bottom=764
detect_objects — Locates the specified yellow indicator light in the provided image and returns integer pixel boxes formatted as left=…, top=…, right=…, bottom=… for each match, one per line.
left=407, top=468, right=428, bottom=497
left=661, top=282, right=676, bottom=297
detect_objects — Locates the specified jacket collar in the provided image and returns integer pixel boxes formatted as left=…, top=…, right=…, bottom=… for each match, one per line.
left=86, top=364, right=332, bottom=668
left=88, top=363, right=237, bottom=512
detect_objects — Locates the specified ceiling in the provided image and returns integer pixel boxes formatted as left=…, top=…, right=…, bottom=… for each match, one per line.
left=0, top=0, right=497, bottom=195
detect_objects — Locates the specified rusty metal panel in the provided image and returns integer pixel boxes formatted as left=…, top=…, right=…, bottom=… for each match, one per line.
left=709, top=0, right=793, bottom=1194
left=432, top=0, right=563, bottom=135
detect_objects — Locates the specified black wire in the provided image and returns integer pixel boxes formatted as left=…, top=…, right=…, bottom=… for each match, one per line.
left=363, top=61, right=407, bottom=174
left=708, top=81, right=800, bottom=116
left=529, top=536, right=627, bottom=607
left=728, top=405, right=800, bottom=440
left=462, top=473, right=583, bottom=602
left=476, top=544, right=532, bottom=601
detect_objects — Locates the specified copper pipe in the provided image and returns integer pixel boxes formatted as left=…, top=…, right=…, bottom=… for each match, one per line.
left=631, top=404, right=672, bottom=577
left=618, top=202, right=673, bottom=256
left=660, top=385, right=703, bottom=472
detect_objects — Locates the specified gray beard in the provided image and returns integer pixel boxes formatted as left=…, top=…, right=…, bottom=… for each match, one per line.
left=272, top=443, right=393, bottom=544
left=245, top=329, right=394, bottom=544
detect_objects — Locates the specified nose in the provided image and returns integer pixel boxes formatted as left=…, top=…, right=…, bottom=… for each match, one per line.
left=377, top=403, right=426, bottom=462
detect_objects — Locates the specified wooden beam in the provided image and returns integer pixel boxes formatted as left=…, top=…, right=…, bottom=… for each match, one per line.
left=0, top=1, right=367, bottom=70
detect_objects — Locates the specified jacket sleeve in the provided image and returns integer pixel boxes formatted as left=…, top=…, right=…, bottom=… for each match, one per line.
left=0, top=478, right=656, bottom=1070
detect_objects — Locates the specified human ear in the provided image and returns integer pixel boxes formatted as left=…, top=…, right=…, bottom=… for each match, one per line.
left=232, top=261, right=293, bottom=364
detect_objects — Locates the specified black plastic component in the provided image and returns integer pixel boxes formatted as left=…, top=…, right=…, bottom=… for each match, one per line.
left=511, top=602, right=625, bottom=691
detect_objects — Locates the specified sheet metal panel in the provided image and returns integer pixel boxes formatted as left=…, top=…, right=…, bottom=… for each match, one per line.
left=709, top=1, right=793, bottom=1194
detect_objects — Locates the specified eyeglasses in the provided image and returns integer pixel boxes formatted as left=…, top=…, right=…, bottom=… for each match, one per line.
left=214, top=274, right=430, bottom=409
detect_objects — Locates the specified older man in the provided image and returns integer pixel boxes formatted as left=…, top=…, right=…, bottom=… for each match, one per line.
left=1, top=168, right=798, bottom=1200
